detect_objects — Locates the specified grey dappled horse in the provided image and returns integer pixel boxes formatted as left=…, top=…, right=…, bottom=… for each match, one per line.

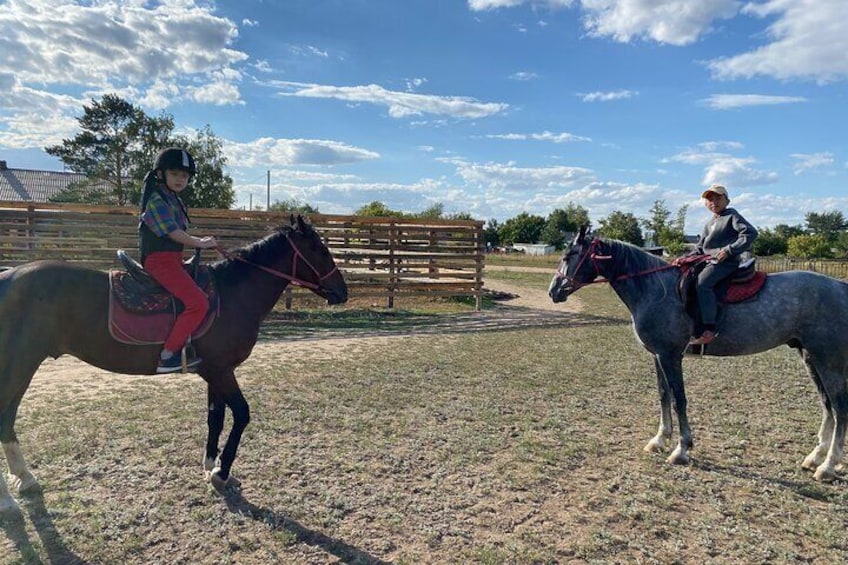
left=549, top=226, right=848, bottom=482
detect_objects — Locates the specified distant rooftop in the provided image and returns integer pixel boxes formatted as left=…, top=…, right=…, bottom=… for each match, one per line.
left=0, top=160, right=116, bottom=203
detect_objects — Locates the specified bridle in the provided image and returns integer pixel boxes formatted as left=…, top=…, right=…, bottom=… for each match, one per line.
left=216, top=232, right=339, bottom=292
left=556, top=238, right=677, bottom=291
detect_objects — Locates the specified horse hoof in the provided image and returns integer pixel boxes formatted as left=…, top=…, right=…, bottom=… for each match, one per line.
left=203, top=457, right=217, bottom=472
left=209, top=467, right=241, bottom=493
left=666, top=450, right=690, bottom=465
left=801, top=458, right=818, bottom=471
left=0, top=495, right=19, bottom=514
left=17, top=475, right=41, bottom=495
left=644, top=439, right=664, bottom=453
left=813, top=465, right=836, bottom=482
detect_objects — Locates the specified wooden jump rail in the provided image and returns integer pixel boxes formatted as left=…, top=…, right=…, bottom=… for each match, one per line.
left=0, top=201, right=486, bottom=309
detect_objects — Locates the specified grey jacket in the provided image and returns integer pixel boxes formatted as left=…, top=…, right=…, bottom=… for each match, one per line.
left=695, top=207, right=758, bottom=262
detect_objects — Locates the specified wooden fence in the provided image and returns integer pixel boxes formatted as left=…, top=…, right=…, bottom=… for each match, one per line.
left=0, top=201, right=485, bottom=309
left=756, top=256, right=848, bottom=280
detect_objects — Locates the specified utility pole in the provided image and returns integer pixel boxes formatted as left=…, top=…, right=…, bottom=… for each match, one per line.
left=267, top=170, right=271, bottom=211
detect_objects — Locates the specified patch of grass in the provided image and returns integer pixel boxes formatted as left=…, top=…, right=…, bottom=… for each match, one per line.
left=5, top=279, right=848, bottom=564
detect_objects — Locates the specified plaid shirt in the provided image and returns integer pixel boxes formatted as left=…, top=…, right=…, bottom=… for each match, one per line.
left=140, top=187, right=189, bottom=237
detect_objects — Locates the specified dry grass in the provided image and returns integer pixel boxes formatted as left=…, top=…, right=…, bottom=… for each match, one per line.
left=2, top=282, right=847, bottom=564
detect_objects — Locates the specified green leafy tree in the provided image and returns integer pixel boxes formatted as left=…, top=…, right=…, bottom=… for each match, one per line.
left=642, top=199, right=687, bottom=254
left=171, top=125, right=235, bottom=209
left=484, top=219, right=501, bottom=248
left=355, top=201, right=404, bottom=217
left=787, top=234, right=832, bottom=259
left=540, top=203, right=591, bottom=248
left=805, top=211, right=846, bottom=243
left=46, top=94, right=233, bottom=209
left=752, top=227, right=788, bottom=256
left=269, top=197, right=319, bottom=214
left=774, top=224, right=805, bottom=240
left=416, top=202, right=444, bottom=219
left=598, top=210, right=644, bottom=246
left=498, top=212, right=546, bottom=245
left=46, top=94, right=171, bottom=205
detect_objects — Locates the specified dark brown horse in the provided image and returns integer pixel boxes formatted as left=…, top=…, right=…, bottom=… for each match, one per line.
left=0, top=215, right=348, bottom=512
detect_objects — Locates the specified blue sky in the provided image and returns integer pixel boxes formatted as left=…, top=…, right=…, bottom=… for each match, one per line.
left=1, top=0, right=846, bottom=232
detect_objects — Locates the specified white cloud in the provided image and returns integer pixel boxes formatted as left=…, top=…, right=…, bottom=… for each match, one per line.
left=485, top=131, right=592, bottom=143
left=0, top=75, right=82, bottom=148
left=579, top=89, right=637, bottom=102
left=224, top=137, right=380, bottom=166
left=0, top=0, right=247, bottom=88
left=668, top=143, right=779, bottom=188
left=580, top=0, right=740, bottom=46
left=269, top=81, right=509, bottom=119
left=446, top=158, right=595, bottom=191
left=509, top=71, right=539, bottom=81
left=709, top=0, right=848, bottom=83
left=469, top=0, right=574, bottom=10
left=702, top=94, right=808, bottom=110
left=791, top=152, right=835, bottom=175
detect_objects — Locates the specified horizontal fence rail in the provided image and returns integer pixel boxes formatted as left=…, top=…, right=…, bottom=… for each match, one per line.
left=756, top=256, right=848, bottom=280
left=0, top=201, right=485, bottom=309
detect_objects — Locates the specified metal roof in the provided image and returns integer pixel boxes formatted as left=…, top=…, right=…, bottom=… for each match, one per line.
left=0, top=161, right=117, bottom=203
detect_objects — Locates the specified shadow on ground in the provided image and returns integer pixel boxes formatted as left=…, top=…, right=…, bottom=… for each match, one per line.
left=258, top=304, right=628, bottom=342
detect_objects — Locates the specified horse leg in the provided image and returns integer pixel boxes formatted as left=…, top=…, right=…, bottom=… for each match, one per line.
left=204, top=387, right=226, bottom=475
left=644, top=355, right=674, bottom=453
left=0, top=355, right=42, bottom=512
left=798, top=350, right=833, bottom=472
left=2, top=392, right=39, bottom=493
left=807, top=362, right=848, bottom=482
left=206, top=375, right=250, bottom=492
left=656, top=352, right=692, bottom=465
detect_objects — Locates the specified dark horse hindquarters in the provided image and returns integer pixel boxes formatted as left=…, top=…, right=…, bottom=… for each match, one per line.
left=549, top=227, right=848, bottom=482
left=0, top=217, right=348, bottom=512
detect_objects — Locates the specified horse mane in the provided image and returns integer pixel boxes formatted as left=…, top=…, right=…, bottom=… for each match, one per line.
left=211, top=220, right=314, bottom=286
left=601, top=238, right=669, bottom=288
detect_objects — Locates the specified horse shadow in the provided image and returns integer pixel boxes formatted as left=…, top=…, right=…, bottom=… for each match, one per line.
left=0, top=490, right=87, bottom=564
left=222, top=490, right=390, bottom=565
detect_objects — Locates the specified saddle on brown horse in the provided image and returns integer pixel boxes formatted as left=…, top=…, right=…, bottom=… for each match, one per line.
left=108, top=250, right=219, bottom=345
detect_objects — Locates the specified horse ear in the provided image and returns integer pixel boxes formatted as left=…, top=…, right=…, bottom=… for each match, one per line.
left=577, top=225, right=588, bottom=242
left=296, top=214, right=307, bottom=231
left=289, top=214, right=296, bottom=227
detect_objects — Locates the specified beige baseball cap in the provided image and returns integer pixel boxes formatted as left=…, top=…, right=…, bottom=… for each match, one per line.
left=701, top=184, right=728, bottom=198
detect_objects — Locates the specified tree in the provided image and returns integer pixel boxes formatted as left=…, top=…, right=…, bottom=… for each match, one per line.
left=46, top=94, right=233, bottom=209
left=484, top=219, right=501, bottom=248
left=498, top=212, right=546, bottom=245
left=355, top=201, right=404, bottom=217
left=46, top=94, right=172, bottom=205
left=269, top=197, right=319, bottom=214
left=540, top=203, right=590, bottom=248
left=598, top=211, right=644, bottom=246
left=805, top=211, right=846, bottom=242
left=752, top=227, right=788, bottom=256
left=642, top=199, right=687, bottom=254
left=416, top=202, right=444, bottom=219
left=787, top=234, right=832, bottom=259
left=171, top=125, right=235, bottom=209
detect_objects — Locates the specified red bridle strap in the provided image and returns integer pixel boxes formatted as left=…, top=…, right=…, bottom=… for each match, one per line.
left=215, top=233, right=338, bottom=291
left=557, top=238, right=678, bottom=290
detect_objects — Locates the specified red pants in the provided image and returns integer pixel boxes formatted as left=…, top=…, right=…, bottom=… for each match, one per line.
left=143, top=252, right=209, bottom=352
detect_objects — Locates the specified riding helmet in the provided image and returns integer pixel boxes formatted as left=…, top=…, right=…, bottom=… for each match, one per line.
left=154, top=147, right=196, bottom=177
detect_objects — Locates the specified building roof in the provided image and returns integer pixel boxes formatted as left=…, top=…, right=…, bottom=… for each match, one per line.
left=0, top=160, right=115, bottom=202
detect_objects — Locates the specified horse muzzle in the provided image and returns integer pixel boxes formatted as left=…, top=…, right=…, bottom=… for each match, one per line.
left=323, top=286, right=349, bottom=305
left=548, top=276, right=573, bottom=303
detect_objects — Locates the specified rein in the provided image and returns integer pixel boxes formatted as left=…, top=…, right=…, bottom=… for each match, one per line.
left=215, top=233, right=338, bottom=292
left=557, top=238, right=679, bottom=290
